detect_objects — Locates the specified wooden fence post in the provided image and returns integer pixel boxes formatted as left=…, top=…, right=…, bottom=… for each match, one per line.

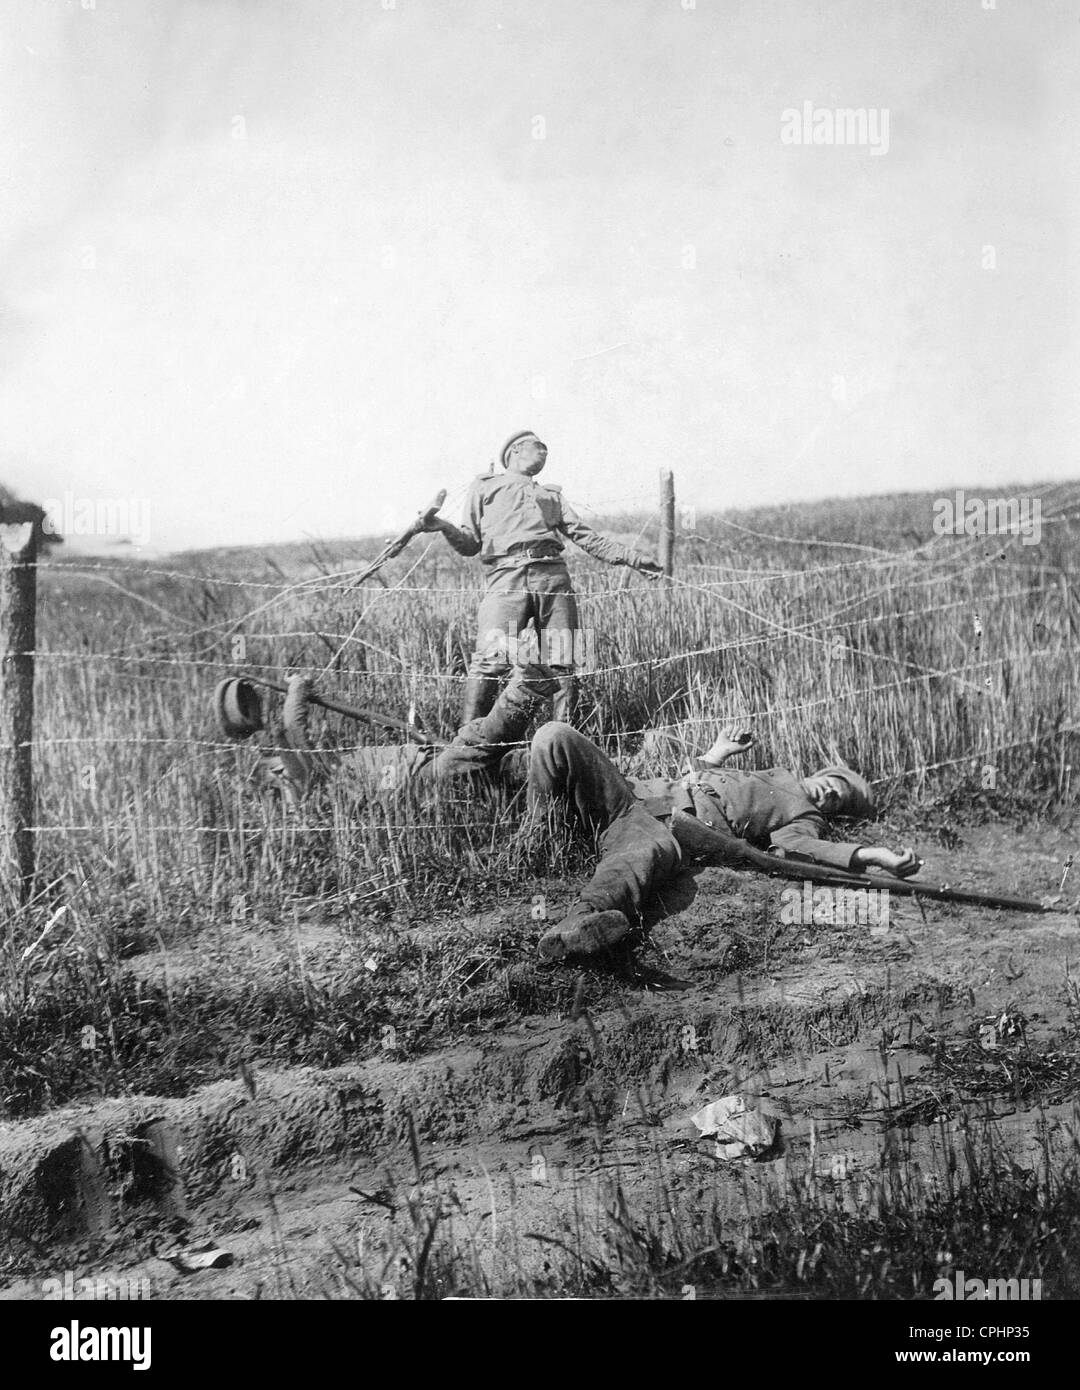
left=0, top=520, right=37, bottom=904
left=659, top=469, right=676, bottom=579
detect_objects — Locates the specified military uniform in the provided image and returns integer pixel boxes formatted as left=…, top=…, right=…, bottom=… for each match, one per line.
left=447, top=436, right=658, bottom=724
left=255, top=676, right=868, bottom=961
left=629, top=765, right=866, bottom=871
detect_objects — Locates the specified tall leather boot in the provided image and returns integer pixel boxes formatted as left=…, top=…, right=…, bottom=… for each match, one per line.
left=432, top=667, right=557, bottom=783
left=279, top=675, right=338, bottom=792
left=551, top=674, right=575, bottom=724
left=472, top=667, right=555, bottom=740
left=461, top=674, right=500, bottom=725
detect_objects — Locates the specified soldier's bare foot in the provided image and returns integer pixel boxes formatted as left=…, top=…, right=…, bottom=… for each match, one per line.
left=537, top=909, right=630, bottom=963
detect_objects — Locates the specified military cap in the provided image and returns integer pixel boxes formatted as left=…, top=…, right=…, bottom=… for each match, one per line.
left=499, top=430, right=539, bottom=468
left=813, top=765, right=875, bottom=818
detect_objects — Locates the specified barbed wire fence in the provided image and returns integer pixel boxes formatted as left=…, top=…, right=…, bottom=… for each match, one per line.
left=2, top=478, right=1079, bottom=908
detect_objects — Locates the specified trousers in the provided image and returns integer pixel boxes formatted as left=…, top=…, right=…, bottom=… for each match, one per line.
left=526, top=723, right=680, bottom=922
left=261, top=682, right=682, bottom=925
left=468, top=561, right=581, bottom=681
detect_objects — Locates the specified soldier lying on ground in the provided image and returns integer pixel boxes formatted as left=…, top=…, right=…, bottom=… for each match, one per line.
left=230, top=670, right=921, bottom=963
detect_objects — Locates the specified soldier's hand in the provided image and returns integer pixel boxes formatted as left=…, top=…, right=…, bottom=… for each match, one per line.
left=889, top=847, right=922, bottom=878
left=701, top=727, right=755, bottom=766
left=415, top=515, right=445, bottom=534
left=635, top=558, right=665, bottom=579
left=854, top=846, right=923, bottom=878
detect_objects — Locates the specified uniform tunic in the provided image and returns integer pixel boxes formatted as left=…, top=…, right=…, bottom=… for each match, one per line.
left=630, top=766, right=864, bottom=871
left=458, top=471, right=646, bottom=680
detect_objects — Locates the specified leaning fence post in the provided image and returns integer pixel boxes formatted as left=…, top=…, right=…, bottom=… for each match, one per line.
left=0, top=520, right=37, bottom=904
left=659, top=468, right=676, bottom=579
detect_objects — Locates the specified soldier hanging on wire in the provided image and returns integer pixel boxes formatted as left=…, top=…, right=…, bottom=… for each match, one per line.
left=418, top=431, right=664, bottom=725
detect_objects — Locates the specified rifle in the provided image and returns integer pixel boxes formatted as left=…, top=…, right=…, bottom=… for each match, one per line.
left=355, top=489, right=448, bottom=584
left=669, top=810, right=1052, bottom=914
left=215, top=673, right=444, bottom=745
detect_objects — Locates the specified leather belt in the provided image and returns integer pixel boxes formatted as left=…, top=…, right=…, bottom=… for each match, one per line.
left=504, top=543, right=563, bottom=559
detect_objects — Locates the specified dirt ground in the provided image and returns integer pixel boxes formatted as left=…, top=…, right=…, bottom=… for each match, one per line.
left=2, top=818, right=1078, bottom=1300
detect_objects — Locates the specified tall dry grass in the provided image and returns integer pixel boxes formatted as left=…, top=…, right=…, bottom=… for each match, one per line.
left=8, top=481, right=1079, bottom=932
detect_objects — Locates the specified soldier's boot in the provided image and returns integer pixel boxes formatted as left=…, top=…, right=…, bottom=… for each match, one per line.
left=255, top=715, right=311, bottom=808
left=274, top=675, right=338, bottom=796
left=433, top=667, right=558, bottom=783
left=282, top=675, right=316, bottom=752
left=470, top=667, right=556, bottom=745
left=551, top=673, right=576, bottom=724
left=461, top=675, right=500, bottom=726
left=537, top=906, right=630, bottom=963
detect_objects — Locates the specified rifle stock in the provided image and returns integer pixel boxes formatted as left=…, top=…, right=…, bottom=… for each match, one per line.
left=231, top=673, right=442, bottom=742
left=359, top=488, right=448, bottom=579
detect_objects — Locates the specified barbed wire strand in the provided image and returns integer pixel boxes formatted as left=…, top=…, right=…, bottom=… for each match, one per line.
left=23, top=722, right=1080, bottom=834
left=28, top=579, right=1060, bottom=685
left=13, top=646, right=1075, bottom=756
left=18, top=483, right=1078, bottom=841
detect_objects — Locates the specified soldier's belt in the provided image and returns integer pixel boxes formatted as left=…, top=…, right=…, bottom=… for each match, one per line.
left=501, top=542, right=564, bottom=559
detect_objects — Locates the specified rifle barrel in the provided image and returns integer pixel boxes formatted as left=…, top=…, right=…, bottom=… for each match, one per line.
left=737, top=843, right=1049, bottom=914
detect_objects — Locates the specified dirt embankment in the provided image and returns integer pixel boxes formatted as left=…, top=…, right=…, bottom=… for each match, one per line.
left=1, top=821, right=1077, bottom=1299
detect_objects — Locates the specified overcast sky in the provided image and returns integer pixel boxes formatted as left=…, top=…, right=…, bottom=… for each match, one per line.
left=2, top=0, right=1077, bottom=552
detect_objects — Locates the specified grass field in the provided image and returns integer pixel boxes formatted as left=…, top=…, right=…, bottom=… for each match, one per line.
left=2, top=479, right=1079, bottom=1298
left=16, top=479, right=1080, bottom=928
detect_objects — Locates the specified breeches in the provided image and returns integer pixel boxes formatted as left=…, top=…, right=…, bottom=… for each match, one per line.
left=527, top=722, right=680, bottom=922
left=469, top=563, right=582, bottom=679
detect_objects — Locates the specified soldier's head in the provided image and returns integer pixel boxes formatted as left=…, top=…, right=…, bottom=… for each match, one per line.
left=800, top=766, right=875, bottom=819
left=501, top=431, right=548, bottom=476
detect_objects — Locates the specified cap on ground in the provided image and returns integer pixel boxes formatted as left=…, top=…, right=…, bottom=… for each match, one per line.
left=814, top=764, right=875, bottom=818
left=499, top=430, right=538, bottom=468
left=214, top=677, right=264, bottom=740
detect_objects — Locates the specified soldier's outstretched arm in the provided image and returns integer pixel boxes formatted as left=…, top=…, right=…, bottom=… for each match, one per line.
left=769, top=819, right=922, bottom=877
left=557, top=498, right=664, bottom=575
left=417, top=515, right=481, bottom=556
left=417, top=479, right=482, bottom=556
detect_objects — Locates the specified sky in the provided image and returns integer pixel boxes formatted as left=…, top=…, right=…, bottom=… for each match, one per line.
left=1, top=0, right=1077, bottom=553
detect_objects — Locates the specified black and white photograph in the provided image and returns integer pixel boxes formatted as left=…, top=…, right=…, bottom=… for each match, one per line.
left=1, top=0, right=1078, bottom=1350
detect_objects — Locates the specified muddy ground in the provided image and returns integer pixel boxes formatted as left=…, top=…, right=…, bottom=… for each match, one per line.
left=2, top=818, right=1078, bottom=1300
